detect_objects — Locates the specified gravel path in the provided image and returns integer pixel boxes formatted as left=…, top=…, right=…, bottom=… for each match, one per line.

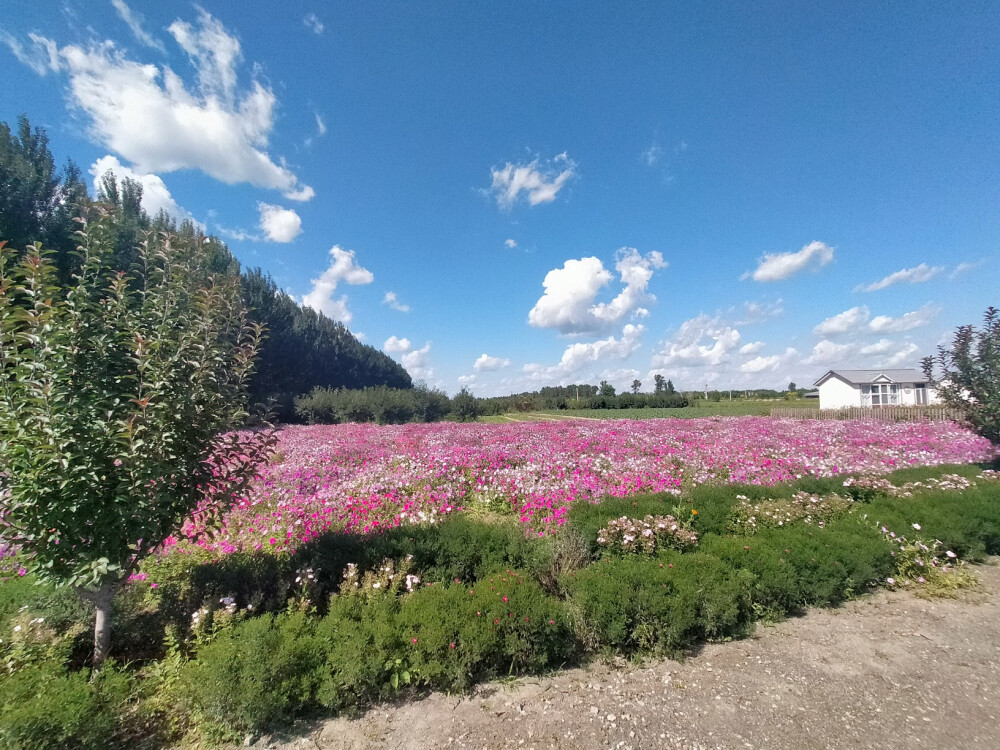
left=266, top=561, right=1000, bottom=750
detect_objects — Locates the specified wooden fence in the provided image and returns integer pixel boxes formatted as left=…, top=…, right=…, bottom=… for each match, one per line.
left=770, top=406, right=964, bottom=422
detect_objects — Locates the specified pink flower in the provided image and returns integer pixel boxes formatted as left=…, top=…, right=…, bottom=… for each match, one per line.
left=411, top=638, right=418, bottom=644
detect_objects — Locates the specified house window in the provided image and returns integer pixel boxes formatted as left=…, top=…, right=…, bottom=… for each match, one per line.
left=915, top=383, right=927, bottom=405
left=865, top=383, right=899, bottom=406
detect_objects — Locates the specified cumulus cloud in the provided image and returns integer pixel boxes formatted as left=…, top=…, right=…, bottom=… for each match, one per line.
left=11, top=10, right=313, bottom=201
left=474, top=354, right=510, bottom=372
left=860, top=339, right=893, bottom=356
left=401, top=342, right=433, bottom=380
left=523, top=325, right=644, bottom=382
left=735, top=299, right=784, bottom=325
left=528, top=248, right=666, bottom=336
left=950, top=261, right=982, bottom=279
left=740, top=355, right=782, bottom=373
left=0, top=31, right=61, bottom=75
left=257, top=202, right=302, bottom=243
left=651, top=314, right=741, bottom=368
left=868, top=304, right=938, bottom=333
left=382, top=292, right=410, bottom=313
left=877, top=342, right=921, bottom=368
left=855, top=263, right=943, bottom=292
left=301, top=246, right=374, bottom=323
left=803, top=339, right=853, bottom=365
left=457, top=374, right=476, bottom=386
left=744, top=241, right=834, bottom=282
left=90, top=155, right=199, bottom=227
left=813, top=306, right=871, bottom=335
left=383, top=336, right=411, bottom=353
left=505, top=238, right=517, bottom=249
left=489, top=153, right=576, bottom=209
left=303, top=13, right=325, bottom=34
left=740, top=341, right=765, bottom=356
left=111, top=0, right=166, bottom=53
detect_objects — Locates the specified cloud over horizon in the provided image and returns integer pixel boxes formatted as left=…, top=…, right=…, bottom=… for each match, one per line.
left=745, top=241, right=835, bottom=282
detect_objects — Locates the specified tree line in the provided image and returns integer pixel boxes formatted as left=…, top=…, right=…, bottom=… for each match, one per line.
left=0, top=116, right=410, bottom=419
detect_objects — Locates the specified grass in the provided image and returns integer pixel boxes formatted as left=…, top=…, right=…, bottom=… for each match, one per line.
left=485, top=399, right=818, bottom=421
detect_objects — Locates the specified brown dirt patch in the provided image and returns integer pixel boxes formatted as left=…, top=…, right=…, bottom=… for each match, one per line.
left=262, top=560, right=1000, bottom=750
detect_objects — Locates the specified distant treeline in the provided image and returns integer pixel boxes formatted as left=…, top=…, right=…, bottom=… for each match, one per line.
left=0, top=116, right=410, bottom=420
left=294, top=385, right=480, bottom=424
left=476, top=383, right=688, bottom=414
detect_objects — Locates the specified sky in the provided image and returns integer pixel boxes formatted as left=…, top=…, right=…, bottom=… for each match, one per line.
left=2, top=1, right=997, bottom=397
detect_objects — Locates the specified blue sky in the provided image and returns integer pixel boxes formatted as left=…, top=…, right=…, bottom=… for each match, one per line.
left=2, top=1, right=997, bottom=396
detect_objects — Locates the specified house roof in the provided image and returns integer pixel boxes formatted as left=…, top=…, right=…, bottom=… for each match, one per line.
left=814, top=368, right=927, bottom=387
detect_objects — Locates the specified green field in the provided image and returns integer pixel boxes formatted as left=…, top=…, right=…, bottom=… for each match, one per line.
left=484, top=399, right=818, bottom=422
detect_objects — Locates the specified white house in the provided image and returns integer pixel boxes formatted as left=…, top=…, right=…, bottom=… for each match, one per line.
left=813, top=369, right=939, bottom=410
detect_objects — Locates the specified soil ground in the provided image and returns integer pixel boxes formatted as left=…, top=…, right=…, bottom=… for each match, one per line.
left=264, top=560, right=1000, bottom=750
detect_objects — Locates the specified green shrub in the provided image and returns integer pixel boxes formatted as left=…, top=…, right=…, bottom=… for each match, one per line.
left=867, top=484, right=1000, bottom=561
left=396, top=571, right=574, bottom=690
left=181, top=611, right=327, bottom=741
left=697, top=535, right=801, bottom=620
left=754, top=518, right=894, bottom=606
left=562, top=553, right=752, bottom=654
left=565, top=493, right=681, bottom=553
left=0, top=660, right=132, bottom=749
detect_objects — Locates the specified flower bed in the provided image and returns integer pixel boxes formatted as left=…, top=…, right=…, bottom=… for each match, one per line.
left=176, top=417, right=995, bottom=556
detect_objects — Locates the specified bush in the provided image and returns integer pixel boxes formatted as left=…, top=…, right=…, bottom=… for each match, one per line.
left=0, top=660, right=132, bottom=749
left=562, top=553, right=753, bottom=654
left=753, top=519, right=895, bottom=606
left=181, top=611, right=327, bottom=741
left=698, top=535, right=802, bottom=620
left=565, top=493, right=682, bottom=554
left=396, top=571, right=574, bottom=690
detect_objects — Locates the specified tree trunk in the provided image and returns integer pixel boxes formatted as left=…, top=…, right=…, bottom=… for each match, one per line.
left=79, top=583, right=115, bottom=669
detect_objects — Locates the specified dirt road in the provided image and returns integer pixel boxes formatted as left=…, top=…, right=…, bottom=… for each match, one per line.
left=268, top=561, right=1000, bottom=750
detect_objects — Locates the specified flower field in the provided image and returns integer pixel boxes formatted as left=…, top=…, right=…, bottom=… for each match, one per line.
left=178, top=417, right=996, bottom=556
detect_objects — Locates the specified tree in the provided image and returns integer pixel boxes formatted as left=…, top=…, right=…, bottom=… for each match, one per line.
left=653, top=374, right=665, bottom=393
left=923, top=306, right=1000, bottom=445
left=451, top=387, right=481, bottom=422
left=599, top=380, right=616, bottom=397
left=0, top=215, right=275, bottom=666
left=787, top=382, right=797, bottom=393
left=0, top=116, right=87, bottom=282
left=631, top=379, right=642, bottom=394
left=666, top=379, right=675, bottom=394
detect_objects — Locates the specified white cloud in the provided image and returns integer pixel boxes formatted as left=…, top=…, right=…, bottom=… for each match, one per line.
left=855, top=263, right=943, bottom=292
left=860, top=339, right=893, bottom=356
left=382, top=292, right=410, bottom=313
left=745, top=241, right=834, bottom=282
left=740, top=355, right=782, bottom=374
left=651, top=314, right=741, bottom=368
left=383, top=336, right=411, bottom=353
left=736, top=299, right=785, bottom=325
left=740, top=341, right=765, bottom=355
left=868, top=304, right=938, bottom=333
left=474, top=354, right=511, bottom=372
left=813, top=306, right=871, bottom=335
left=950, top=261, right=982, bottom=279
left=111, top=0, right=166, bottom=53
left=642, top=143, right=663, bottom=166
left=523, top=324, right=644, bottom=382
left=314, top=112, right=327, bottom=136
left=0, top=31, right=61, bottom=75
left=301, top=246, right=374, bottom=323
left=257, top=202, right=302, bottom=243
left=489, top=153, right=576, bottom=209
left=401, top=342, right=433, bottom=380
left=528, top=248, right=666, bottom=336
left=505, top=238, right=517, bottom=249
left=457, top=374, right=476, bottom=386
left=877, top=342, right=921, bottom=368
left=89, top=155, right=199, bottom=227
left=803, top=339, right=853, bottom=365
left=303, top=13, right=325, bottom=34
left=20, top=10, right=313, bottom=200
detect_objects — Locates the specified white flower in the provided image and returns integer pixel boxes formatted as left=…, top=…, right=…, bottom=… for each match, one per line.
left=946, top=550, right=957, bottom=559
left=912, top=523, right=921, bottom=531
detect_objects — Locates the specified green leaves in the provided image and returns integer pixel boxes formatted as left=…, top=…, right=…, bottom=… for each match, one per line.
left=0, top=213, right=274, bottom=596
